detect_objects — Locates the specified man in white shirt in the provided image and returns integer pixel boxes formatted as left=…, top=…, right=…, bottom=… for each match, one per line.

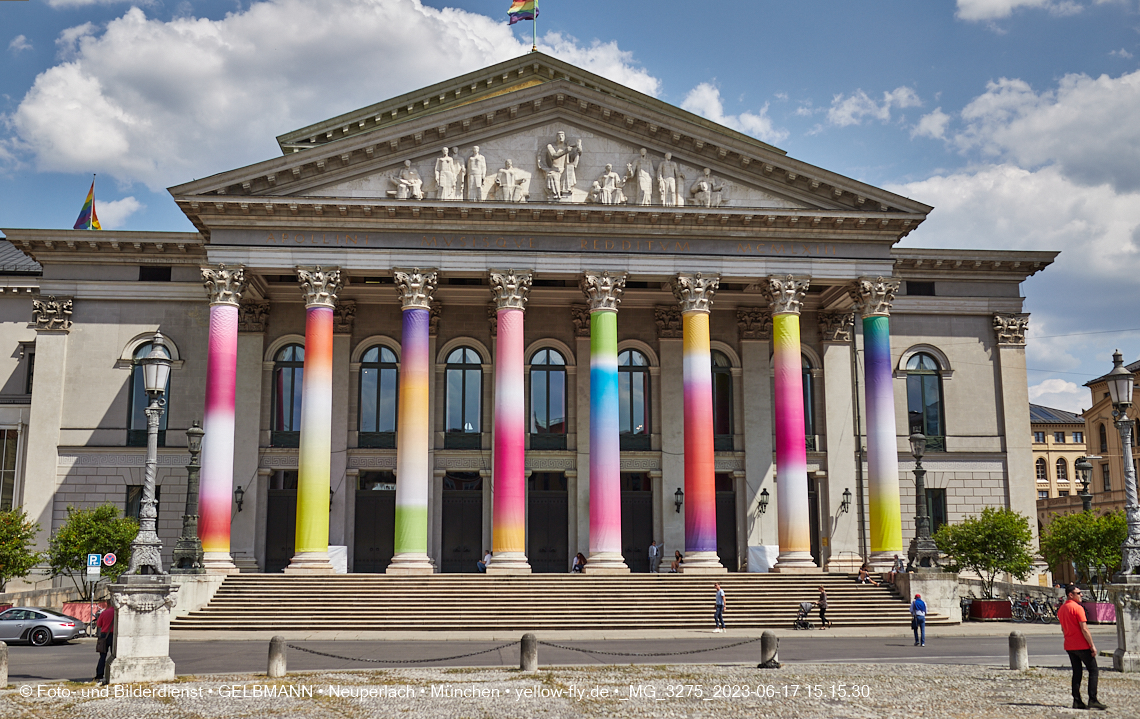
left=477, top=550, right=491, bottom=573
left=648, top=541, right=660, bottom=573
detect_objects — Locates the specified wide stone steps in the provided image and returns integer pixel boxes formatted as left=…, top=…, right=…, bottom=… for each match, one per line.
left=172, top=574, right=949, bottom=631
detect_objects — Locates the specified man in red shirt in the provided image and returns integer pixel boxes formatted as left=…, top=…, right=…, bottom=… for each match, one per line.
left=1057, top=584, right=1106, bottom=710
left=94, top=604, right=115, bottom=684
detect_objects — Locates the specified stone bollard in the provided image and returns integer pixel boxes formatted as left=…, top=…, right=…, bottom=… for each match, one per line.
left=520, top=633, right=538, bottom=673
left=268, top=636, right=287, bottom=678
left=0, top=641, right=7, bottom=688
left=1009, top=631, right=1028, bottom=671
left=757, top=630, right=780, bottom=669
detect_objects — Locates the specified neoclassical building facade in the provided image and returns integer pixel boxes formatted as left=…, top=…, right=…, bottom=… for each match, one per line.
left=0, top=54, right=1054, bottom=580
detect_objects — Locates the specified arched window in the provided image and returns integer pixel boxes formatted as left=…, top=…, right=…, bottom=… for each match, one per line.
left=906, top=352, right=945, bottom=452
left=711, top=351, right=733, bottom=451
left=359, top=345, right=398, bottom=449
left=128, top=342, right=170, bottom=447
left=272, top=344, right=304, bottom=447
left=618, top=349, right=651, bottom=450
left=445, top=347, right=482, bottom=449
left=530, top=348, right=567, bottom=450
left=1099, top=423, right=1109, bottom=453
left=803, top=355, right=816, bottom=450
left=1056, top=457, right=1068, bottom=482
left=1035, top=457, right=1048, bottom=481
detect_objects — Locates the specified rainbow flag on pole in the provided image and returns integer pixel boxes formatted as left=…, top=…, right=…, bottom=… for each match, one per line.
left=508, top=0, right=538, bottom=25
left=72, top=178, right=102, bottom=230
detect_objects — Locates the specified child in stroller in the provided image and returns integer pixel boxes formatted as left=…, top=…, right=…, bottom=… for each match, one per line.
left=793, top=601, right=814, bottom=630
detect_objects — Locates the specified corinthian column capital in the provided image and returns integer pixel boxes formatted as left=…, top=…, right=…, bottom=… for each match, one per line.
left=762, top=275, right=810, bottom=316
left=394, top=268, right=438, bottom=310
left=851, top=276, right=900, bottom=317
left=993, top=313, right=1030, bottom=346
left=671, top=272, right=719, bottom=314
left=580, top=271, right=626, bottom=311
left=201, top=264, right=246, bottom=306
left=489, top=269, right=533, bottom=311
left=296, top=266, right=342, bottom=308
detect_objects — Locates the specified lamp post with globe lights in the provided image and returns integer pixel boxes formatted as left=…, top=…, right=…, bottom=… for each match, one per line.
left=1104, top=350, right=1140, bottom=581
left=906, top=432, right=941, bottom=571
left=126, top=332, right=173, bottom=576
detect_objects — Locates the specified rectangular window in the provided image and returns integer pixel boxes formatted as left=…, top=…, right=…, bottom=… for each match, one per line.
left=925, top=488, right=947, bottom=534
left=1103, top=464, right=1112, bottom=492
left=1059, top=491, right=1069, bottom=497
left=138, top=266, right=172, bottom=282
left=1074, top=432, right=1084, bottom=443
left=1054, top=432, right=1065, bottom=443
left=1038, top=490, right=1048, bottom=499
left=125, top=484, right=161, bottom=520
left=0, top=430, right=17, bottom=511
left=1033, top=432, right=1045, bottom=443
left=905, top=281, right=936, bottom=296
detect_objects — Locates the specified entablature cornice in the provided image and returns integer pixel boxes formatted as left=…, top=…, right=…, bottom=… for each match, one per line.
left=2, top=228, right=207, bottom=264
left=893, top=249, right=1057, bottom=281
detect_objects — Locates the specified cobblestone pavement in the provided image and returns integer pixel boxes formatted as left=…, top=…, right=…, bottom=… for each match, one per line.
left=3, top=662, right=1139, bottom=718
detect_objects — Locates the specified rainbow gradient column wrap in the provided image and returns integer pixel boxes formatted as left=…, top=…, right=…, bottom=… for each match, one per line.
left=285, top=267, right=342, bottom=574
left=580, top=271, right=629, bottom=572
left=388, top=269, right=437, bottom=574
left=853, top=277, right=903, bottom=564
left=487, top=270, right=533, bottom=573
left=764, top=275, right=817, bottom=570
left=198, top=264, right=246, bottom=574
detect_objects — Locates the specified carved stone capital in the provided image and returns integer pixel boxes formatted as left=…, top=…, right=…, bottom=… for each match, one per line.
left=737, top=307, right=772, bottom=341
left=334, top=300, right=356, bottom=334
left=238, top=301, right=270, bottom=333
left=571, top=304, right=591, bottom=337
left=296, top=266, right=342, bottom=308
left=851, top=276, right=900, bottom=317
left=487, top=303, right=498, bottom=338
left=655, top=305, right=683, bottom=339
left=489, top=269, right=532, bottom=311
left=428, top=304, right=442, bottom=336
left=31, top=295, right=73, bottom=332
left=762, top=275, right=810, bottom=316
left=993, top=313, right=1030, bottom=346
left=201, top=264, right=246, bottom=306
left=671, top=272, right=719, bottom=314
left=394, top=268, right=438, bottom=310
left=818, top=312, right=855, bottom=343
left=110, top=583, right=179, bottom=613
left=580, top=271, right=626, bottom=311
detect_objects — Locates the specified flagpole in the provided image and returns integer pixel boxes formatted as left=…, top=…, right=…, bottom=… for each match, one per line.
left=90, top=174, right=96, bottom=230
left=532, top=0, right=538, bottom=52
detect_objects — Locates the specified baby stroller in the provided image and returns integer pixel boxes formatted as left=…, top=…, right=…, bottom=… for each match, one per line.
left=793, top=601, right=815, bottom=630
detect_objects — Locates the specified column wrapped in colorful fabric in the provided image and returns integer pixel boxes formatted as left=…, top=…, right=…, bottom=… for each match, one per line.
left=763, top=275, right=819, bottom=572
left=488, top=269, right=533, bottom=574
left=198, top=264, right=246, bottom=575
left=387, top=269, right=437, bottom=574
left=852, top=276, right=903, bottom=569
left=285, top=266, right=342, bottom=575
left=580, top=271, right=629, bottom=573
left=671, top=272, right=726, bottom=573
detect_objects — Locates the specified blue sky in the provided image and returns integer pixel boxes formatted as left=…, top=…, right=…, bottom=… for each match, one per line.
left=3, top=0, right=1140, bottom=412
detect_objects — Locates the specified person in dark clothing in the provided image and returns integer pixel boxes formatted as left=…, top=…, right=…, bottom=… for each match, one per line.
left=94, top=604, right=115, bottom=683
left=814, top=586, right=831, bottom=629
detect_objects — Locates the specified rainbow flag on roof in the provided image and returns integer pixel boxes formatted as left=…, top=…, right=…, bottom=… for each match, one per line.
left=508, top=0, right=538, bottom=25
left=72, top=179, right=102, bottom=230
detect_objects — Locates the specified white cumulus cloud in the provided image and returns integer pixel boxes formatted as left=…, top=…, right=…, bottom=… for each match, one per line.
left=8, top=35, right=33, bottom=54
left=680, top=83, right=788, bottom=144
left=1028, top=379, right=1087, bottom=414
left=827, top=86, right=921, bottom=127
left=912, top=108, right=951, bottom=139
left=955, top=0, right=1083, bottom=21
left=47, top=0, right=155, bottom=7
left=96, top=196, right=143, bottom=229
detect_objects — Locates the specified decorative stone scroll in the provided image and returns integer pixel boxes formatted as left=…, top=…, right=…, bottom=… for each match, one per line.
left=334, top=301, right=356, bottom=334
left=762, top=275, right=810, bottom=316
left=489, top=269, right=533, bottom=311
left=111, top=587, right=178, bottom=613
left=487, top=303, right=498, bottom=338
left=394, top=268, right=438, bottom=310
left=428, top=304, right=442, bottom=336
left=238, top=301, right=271, bottom=333
left=31, top=295, right=73, bottom=331
left=201, top=264, right=246, bottom=306
left=851, top=276, right=900, bottom=317
left=736, top=308, right=772, bottom=341
left=671, top=272, right=719, bottom=314
left=818, top=312, right=855, bottom=343
left=993, top=313, right=1030, bottom=346
left=570, top=305, right=591, bottom=337
left=296, top=266, right=342, bottom=308
left=580, top=271, right=626, bottom=311
left=654, top=306, right=683, bottom=339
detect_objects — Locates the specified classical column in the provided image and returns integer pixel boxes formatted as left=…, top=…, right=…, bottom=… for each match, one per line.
left=851, top=277, right=903, bottom=569
left=763, top=275, right=818, bottom=571
left=387, top=269, right=437, bottom=574
left=580, top=271, right=629, bottom=573
left=487, top=269, right=533, bottom=575
left=197, top=265, right=245, bottom=574
left=285, top=266, right=342, bottom=575
left=672, top=272, right=726, bottom=573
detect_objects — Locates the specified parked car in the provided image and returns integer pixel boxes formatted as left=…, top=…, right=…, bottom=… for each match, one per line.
left=0, top=607, right=83, bottom=646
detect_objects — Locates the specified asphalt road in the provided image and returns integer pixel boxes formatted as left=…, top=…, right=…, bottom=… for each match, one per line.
left=3, top=633, right=1119, bottom=683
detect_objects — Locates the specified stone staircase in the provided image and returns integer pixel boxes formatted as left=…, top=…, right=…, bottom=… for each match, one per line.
left=171, top=573, right=951, bottom=631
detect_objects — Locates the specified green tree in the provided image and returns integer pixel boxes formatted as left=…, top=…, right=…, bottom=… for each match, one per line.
left=933, top=506, right=1035, bottom=598
left=1039, top=509, right=1127, bottom=597
left=0, top=508, right=43, bottom=591
left=47, top=505, right=138, bottom=599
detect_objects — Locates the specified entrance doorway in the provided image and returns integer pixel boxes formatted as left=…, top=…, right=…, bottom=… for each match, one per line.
left=527, top=472, right=569, bottom=573
left=441, top=472, right=483, bottom=573
left=264, top=470, right=297, bottom=573
left=808, top=474, right=821, bottom=566
left=353, top=471, right=396, bottom=573
left=620, top=472, right=653, bottom=572
left=715, top=473, right=738, bottom=572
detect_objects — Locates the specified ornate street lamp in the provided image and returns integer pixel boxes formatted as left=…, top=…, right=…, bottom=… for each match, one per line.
left=1105, top=350, right=1140, bottom=581
left=126, top=331, right=172, bottom=576
left=840, top=487, right=852, bottom=515
left=1076, top=456, right=1094, bottom=513
left=172, top=421, right=205, bottom=574
left=906, top=432, right=940, bottom=572
left=674, top=487, right=684, bottom=514
left=758, top=488, right=770, bottom=515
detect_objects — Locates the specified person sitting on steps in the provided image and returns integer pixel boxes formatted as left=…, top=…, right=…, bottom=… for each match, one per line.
left=670, top=550, right=684, bottom=573
left=857, top=563, right=880, bottom=586
left=572, top=553, right=586, bottom=573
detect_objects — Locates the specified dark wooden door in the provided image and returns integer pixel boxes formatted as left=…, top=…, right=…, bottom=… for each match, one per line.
left=808, top=478, right=821, bottom=566
left=716, top=491, right=738, bottom=572
left=264, top=489, right=297, bottom=573
left=528, top=491, right=568, bottom=573
left=354, top=490, right=396, bottom=573
left=621, top=492, right=653, bottom=572
left=441, top=490, right=483, bottom=573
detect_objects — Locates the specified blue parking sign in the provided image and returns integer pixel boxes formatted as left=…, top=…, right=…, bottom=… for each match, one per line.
left=87, top=553, right=102, bottom=567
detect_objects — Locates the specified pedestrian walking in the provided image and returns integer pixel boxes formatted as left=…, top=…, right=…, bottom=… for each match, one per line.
left=910, top=593, right=926, bottom=647
left=814, top=586, right=831, bottom=629
left=648, top=540, right=660, bottom=574
left=94, top=603, right=115, bottom=683
left=713, top=582, right=726, bottom=633
left=1058, top=583, right=1107, bottom=710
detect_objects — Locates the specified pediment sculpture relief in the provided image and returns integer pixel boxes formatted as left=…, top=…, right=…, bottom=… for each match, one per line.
left=537, top=131, right=583, bottom=202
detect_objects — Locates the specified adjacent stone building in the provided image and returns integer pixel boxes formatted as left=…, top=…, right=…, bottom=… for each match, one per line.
left=1031, top=404, right=1087, bottom=501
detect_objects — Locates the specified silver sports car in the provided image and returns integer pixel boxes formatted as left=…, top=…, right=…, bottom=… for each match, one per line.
left=0, top=606, right=83, bottom=646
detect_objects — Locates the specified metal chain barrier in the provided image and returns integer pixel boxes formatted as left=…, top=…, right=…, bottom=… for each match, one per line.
left=286, top=642, right=516, bottom=664
left=537, top=636, right=763, bottom=657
